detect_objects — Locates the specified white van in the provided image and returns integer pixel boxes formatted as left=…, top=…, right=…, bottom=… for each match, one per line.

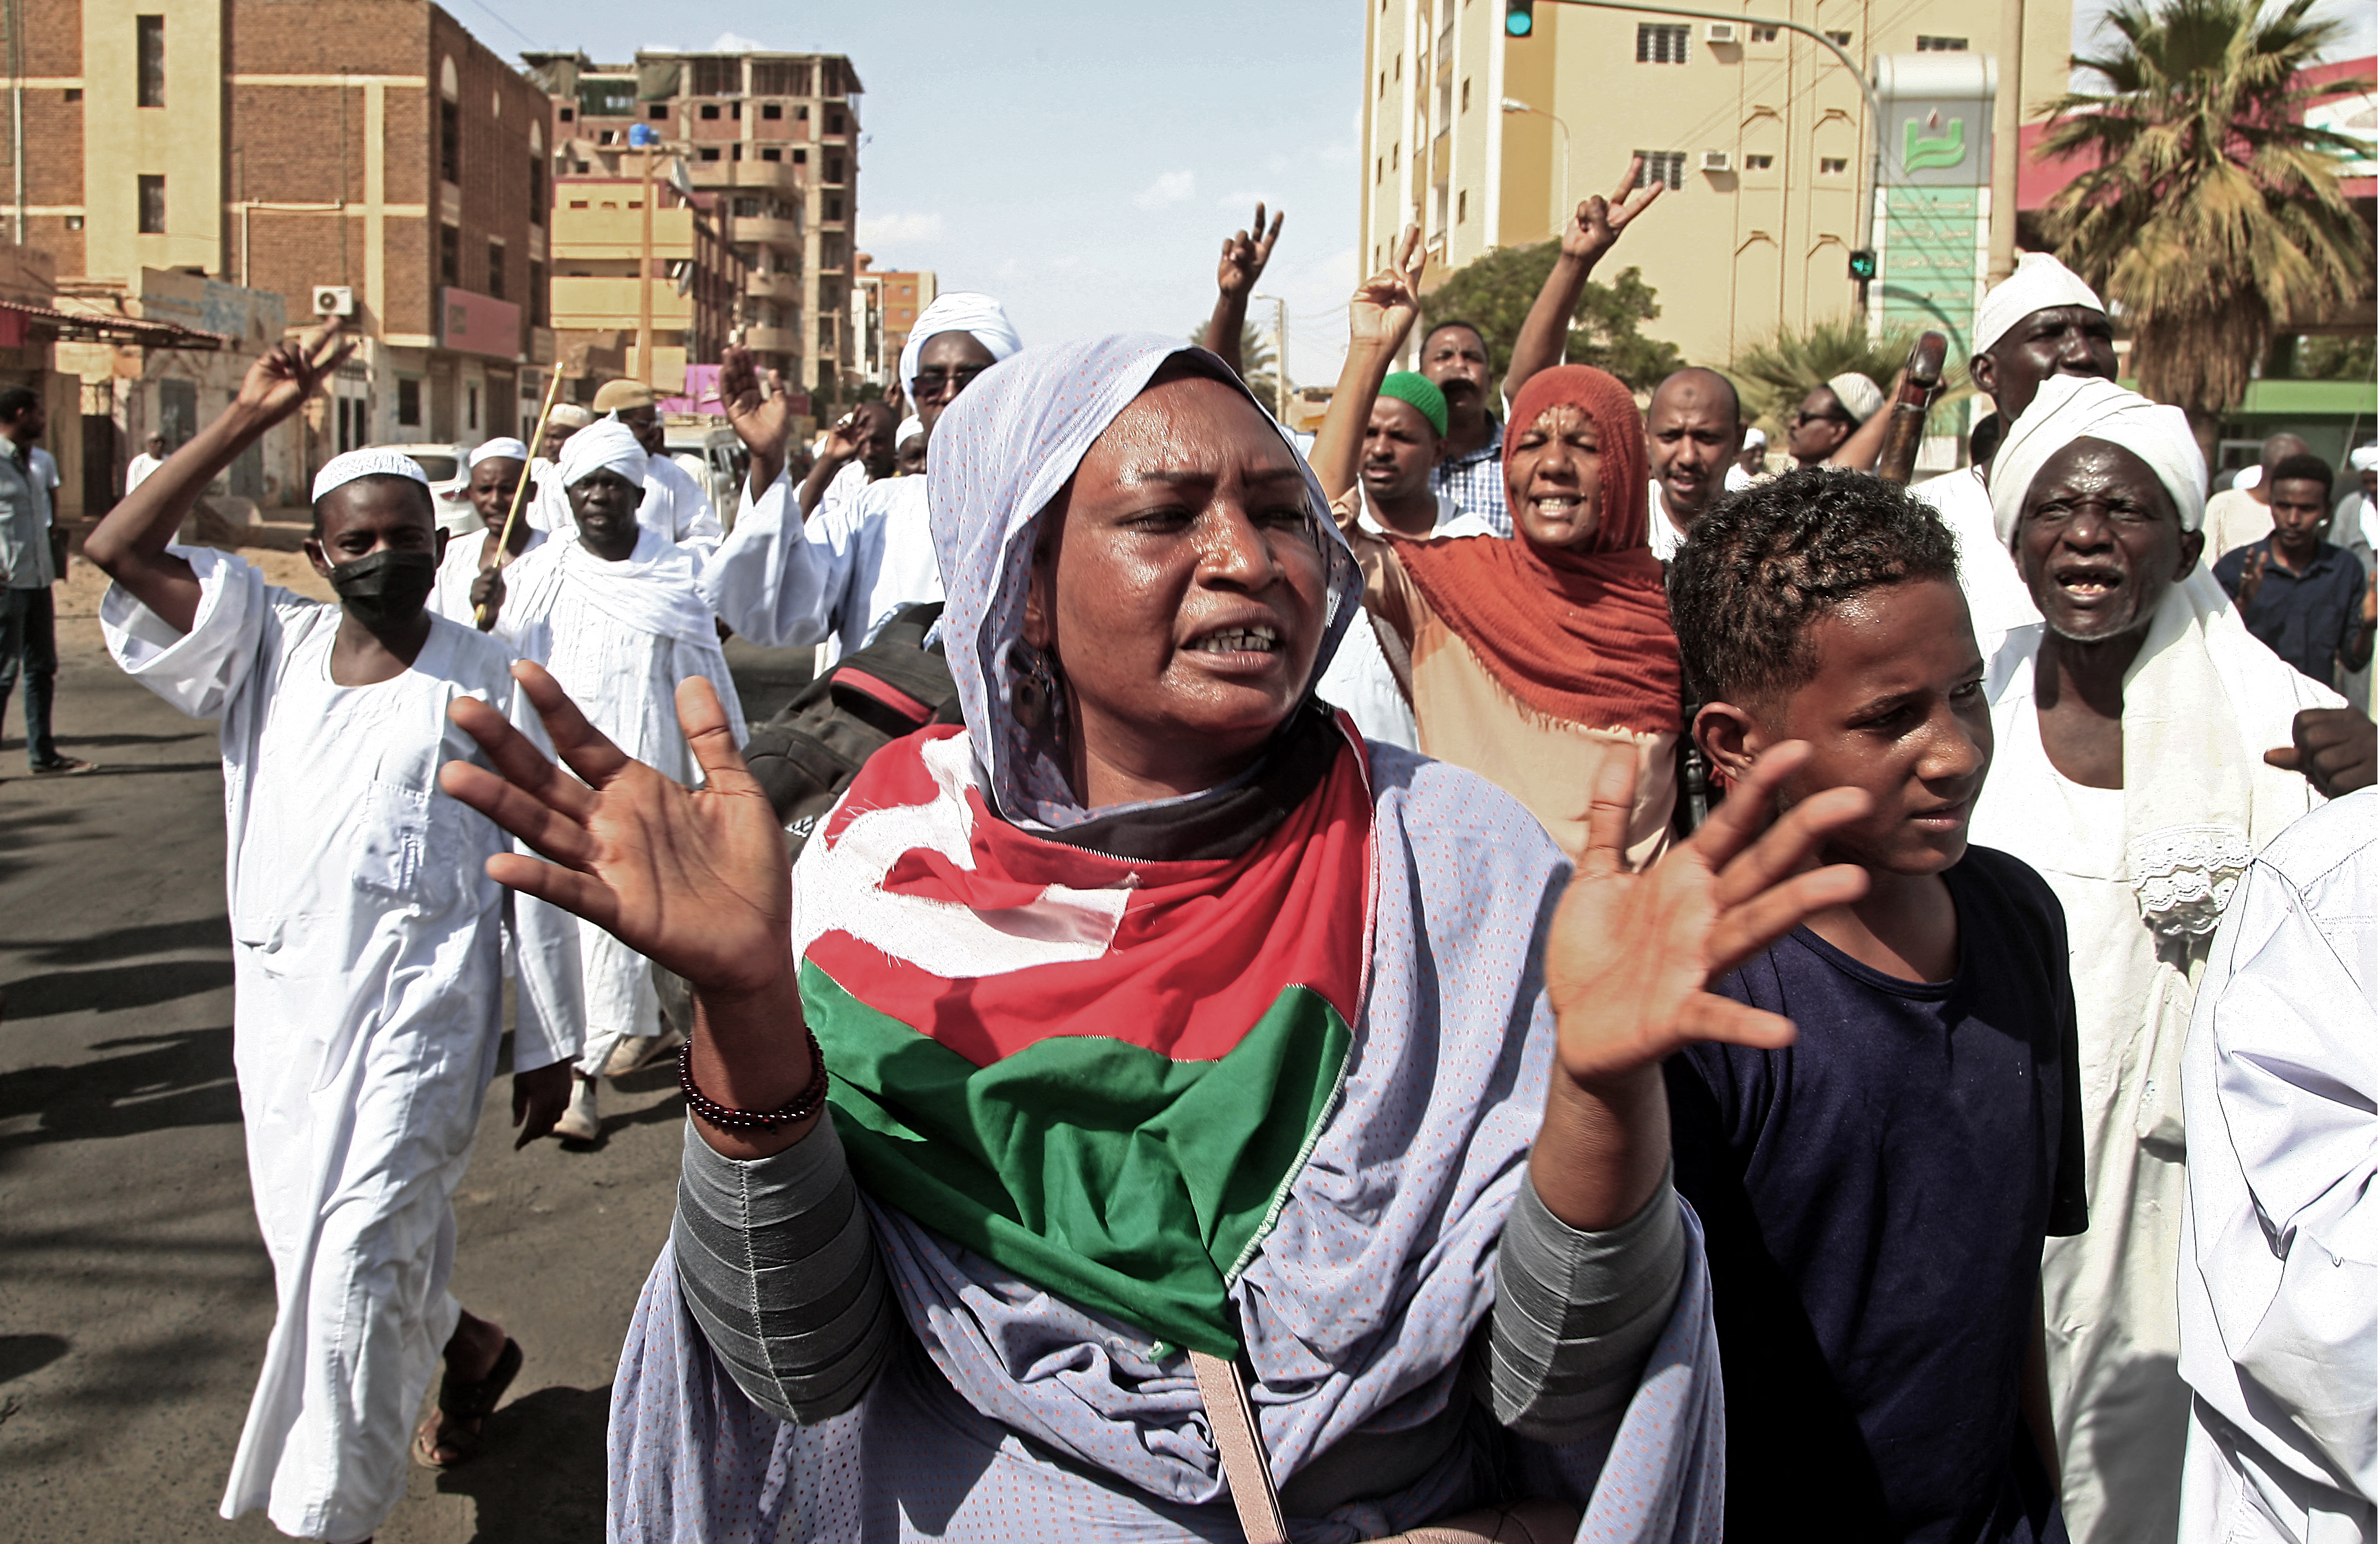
left=664, top=422, right=744, bottom=525
left=371, top=441, right=478, bottom=535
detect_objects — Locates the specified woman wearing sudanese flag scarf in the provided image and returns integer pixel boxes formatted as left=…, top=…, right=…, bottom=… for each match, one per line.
left=442, top=331, right=1874, bottom=1543
left=1314, top=235, right=1682, bottom=864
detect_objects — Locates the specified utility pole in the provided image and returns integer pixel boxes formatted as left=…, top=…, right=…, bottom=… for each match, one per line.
left=1987, top=0, right=2024, bottom=281
left=636, top=138, right=656, bottom=383
left=1254, top=294, right=1288, bottom=421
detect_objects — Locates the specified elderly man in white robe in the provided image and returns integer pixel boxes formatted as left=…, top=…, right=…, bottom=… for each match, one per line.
left=81, top=324, right=583, bottom=1541
left=700, top=291, right=1022, bottom=663
left=1916, top=253, right=2121, bottom=657
left=2176, top=788, right=2375, bottom=1544
left=1968, top=375, right=2378, bottom=1544
left=479, top=416, right=745, bottom=1141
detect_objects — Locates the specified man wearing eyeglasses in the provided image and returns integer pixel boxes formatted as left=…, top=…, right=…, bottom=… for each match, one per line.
left=700, top=293, right=1022, bottom=663
left=1784, top=372, right=1884, bottom=469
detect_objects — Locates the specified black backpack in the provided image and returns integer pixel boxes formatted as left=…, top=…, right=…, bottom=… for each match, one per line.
left=740, top=602, right=964, bottom=856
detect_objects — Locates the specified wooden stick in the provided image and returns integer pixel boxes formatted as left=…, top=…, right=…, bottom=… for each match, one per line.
left=1874, top=331, right=1948, bottom=487
left=475, top=365, right=570, bottom=627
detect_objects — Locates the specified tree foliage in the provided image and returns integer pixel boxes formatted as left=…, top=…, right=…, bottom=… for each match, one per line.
left=1726, top=319, right=1921, bottom=434
left=1422, top=241, right=1684, bottom=392
left=2038, top=0, right=2372, bottom=434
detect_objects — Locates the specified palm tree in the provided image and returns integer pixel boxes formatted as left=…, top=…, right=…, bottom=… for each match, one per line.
left=1186, top=319, right=1283, bottom=419
left=1726, top=319, right=1921, bottom=437
left=2037, top=0, right=2372, bottom=448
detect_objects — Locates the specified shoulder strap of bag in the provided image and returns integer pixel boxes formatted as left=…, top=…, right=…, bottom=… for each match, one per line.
left=1189, top=1348, right=1289, bottom=1544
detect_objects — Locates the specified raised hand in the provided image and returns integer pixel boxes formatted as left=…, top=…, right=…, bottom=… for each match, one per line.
left=2236, top=547, right=2269, bottom=610
left=235, top=317, right=355, bottom=427
left=440, top=663, right=792, bottom=1000
left=1218, top=202, right=1284, bottom=299
left=718, top=343, right=794, bottom=496
left=1348, top=226, right=1425, bottom=356
left=1561, top=156, right=1664, bottom=263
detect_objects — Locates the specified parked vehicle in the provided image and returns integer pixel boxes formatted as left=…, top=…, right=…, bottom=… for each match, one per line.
left=372, top=441, right=478, bottom=535
left=664, top=422, right=745, bottom=525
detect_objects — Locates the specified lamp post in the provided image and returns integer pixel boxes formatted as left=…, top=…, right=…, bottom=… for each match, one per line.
left=1500, top=98, right=1572, bottom=233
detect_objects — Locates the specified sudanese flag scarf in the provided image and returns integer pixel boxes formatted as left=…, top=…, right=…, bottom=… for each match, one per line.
left=1392, top=364, right=1680, bottom=735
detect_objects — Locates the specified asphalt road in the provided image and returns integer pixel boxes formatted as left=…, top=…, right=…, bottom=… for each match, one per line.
left=0, top=583, right=813, bottom=1543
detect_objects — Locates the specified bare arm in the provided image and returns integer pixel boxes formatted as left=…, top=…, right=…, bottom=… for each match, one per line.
left=1826, top=369, right=1907, bottom=471
left=1202, top=203, right=1283, bottom=380
left=1312, top=228, right=1425, bottom=506
left=83, top=321, right=352, bottom=636
left=717, top=345, right=794, bottom=511
left=1531, top=743, right=1870, bottom=1230
left=1503, top=158, right=1664, bottom=407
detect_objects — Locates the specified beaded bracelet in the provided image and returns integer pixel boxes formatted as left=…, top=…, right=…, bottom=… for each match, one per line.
left=678, top=1029, right=829, bottom=1131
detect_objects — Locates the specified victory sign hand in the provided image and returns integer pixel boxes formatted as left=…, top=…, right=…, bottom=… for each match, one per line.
left=1561, top=157, right=1665, bottom=264
left=1218, top=203, right=1284, bottom=299
left=1348, top=226, right=1426, bottom=356
left=235, top=317, right=354, bottom=427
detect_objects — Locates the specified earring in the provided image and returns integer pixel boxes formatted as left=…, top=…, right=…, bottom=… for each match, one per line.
left=1009, top=641, right=1061, bottom=731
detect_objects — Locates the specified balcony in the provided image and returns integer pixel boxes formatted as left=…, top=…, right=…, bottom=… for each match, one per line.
left=731, top=213, right=803, bottom=248
left=687, top=158, right=802, bottom=194
left=550, top=276, right=694, bottom=331
left=741, top=324, right=799, bottom=355
left=746, top=270, right=802, bottom=305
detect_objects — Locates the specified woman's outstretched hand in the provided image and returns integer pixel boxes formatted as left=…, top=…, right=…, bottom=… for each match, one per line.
left=440, top=662, right=792, bottom=1000
left=1530, top=742, right=1870, bottom=1230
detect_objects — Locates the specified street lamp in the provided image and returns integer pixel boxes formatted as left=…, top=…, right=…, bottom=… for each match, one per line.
left=1501, top=98, right=1572, bottom=235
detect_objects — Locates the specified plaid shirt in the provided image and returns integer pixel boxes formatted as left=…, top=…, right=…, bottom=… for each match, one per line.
left=1428, top=414, right=1511, bottom=537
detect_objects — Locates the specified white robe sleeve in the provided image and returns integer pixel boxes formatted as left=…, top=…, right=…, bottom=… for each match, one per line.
left=696, top=467, right=847, bottom=649
left=501, top=646, right=587, bottom=1075
left=99, top=544, right=273, bottom=718
left=669, top=458, right=722, bottom=556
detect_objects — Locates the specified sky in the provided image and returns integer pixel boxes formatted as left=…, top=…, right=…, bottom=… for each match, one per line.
left=487, top=0, right=2374, bottom=390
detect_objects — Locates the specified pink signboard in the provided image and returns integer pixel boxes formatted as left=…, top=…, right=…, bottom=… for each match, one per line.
left=440, top=288, right=521, bottom=359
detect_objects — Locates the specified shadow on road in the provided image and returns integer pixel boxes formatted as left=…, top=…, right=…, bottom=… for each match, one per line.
left=433, top=1383, right=612, bottom=1544
left=0, top=1334, right=69, bottom=1385
left=2, top=959, right=234, bottom=1019
left=9, top=915, right=232, bottom=967
left=0, top=1025, right=240, bottom=1151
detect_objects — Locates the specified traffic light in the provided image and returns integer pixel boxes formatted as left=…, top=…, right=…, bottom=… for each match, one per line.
left=1847, top=248, right=1877, bottom=282
left=1506, top=0, right=1535, bottom=37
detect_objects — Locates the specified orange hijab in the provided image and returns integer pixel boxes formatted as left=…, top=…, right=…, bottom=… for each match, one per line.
left=1392, top=365, right=1681, bottom=734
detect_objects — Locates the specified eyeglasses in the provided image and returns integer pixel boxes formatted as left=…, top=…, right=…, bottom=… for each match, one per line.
left=910, top=365, right=989, bottom=398
left=1791, top=410, right=1852, bottom=429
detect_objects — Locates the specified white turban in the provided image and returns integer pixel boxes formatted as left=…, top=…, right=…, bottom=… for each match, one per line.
left=1987, top=374, right=2207, bottom=546
left=898, top=293, right=1023, bottom=396
left=469, top=436, right=529, bottom=467
left=312, top=447, right=431, bottom=505
left=556, top=417, right=649, bottom=491
left=896, top=415, right=924, bottom=442
left=1972, top=252, right=2106, bottom=357
left=2350, top=445, right=2377, bottom=474
left=1742, top=425, right=1767, bottom=449
left=1826, top=372, right=1885, bottom=425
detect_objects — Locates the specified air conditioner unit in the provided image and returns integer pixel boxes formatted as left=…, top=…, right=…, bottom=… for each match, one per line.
left=1704, top=21, right=1738, bottom=43
left=312, top=285, right=354, bottom=317
left=1701, top=150, right=1735, bottom=173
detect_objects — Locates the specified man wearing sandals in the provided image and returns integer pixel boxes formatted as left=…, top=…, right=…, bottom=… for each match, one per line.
left=81, top=322, right=581, bottom=1541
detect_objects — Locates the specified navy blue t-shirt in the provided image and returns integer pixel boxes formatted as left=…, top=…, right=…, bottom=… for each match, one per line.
left=1665, top=845, right=2086, bottom=1544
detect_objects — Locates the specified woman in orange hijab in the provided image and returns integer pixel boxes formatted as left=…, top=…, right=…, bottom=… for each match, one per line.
left=1314, top=237, right=1682, bottom=863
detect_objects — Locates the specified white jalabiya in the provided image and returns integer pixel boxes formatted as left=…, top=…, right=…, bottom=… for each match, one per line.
left=1911, top=465, right=2040, bottom=656
left=2176, top=789, right=2376, bottom=1544
left=430, top=526, right=545, bottom=626
left=1972, top=576, right=2338, bottom=1544
left=525, top=426, right=720, bottom=555
left=699, top=466, right=941, bottom=665
left=98, top=547, right=582, bottom=1544
left=494, top=528, right=746, bottom=1076
left=124, top=449, right=165, bottom=493
left=1315, top=489, right=1493, bottom=751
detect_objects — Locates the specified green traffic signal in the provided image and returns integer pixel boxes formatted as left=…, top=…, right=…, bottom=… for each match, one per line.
left=1847, top=248, right=1878, bottom=281
left=1506, top=0, right=1535, bottom=36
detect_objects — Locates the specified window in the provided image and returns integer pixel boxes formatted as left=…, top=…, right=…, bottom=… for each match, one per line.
left=1634, top=151, right=1685, bottom=189
left=691, top=57, right=739, bottom=96
left=1378, top=70, right=1385, bottom=99
left=1819, top=156, right=1848, bottom=175
left=1391, top=142, right=1400, bottom=171
left=440, top=223, right=460, bottom=285
left=1394, top=54, right=1401, bottom=81
left=648, top=103, right=667, bottom=119
left=63, top=87, right=81, bottom=102
left=1823, top=29, right=1852, bottom=45
left=731, top=102, right=742, bottom=119
left=1460, top=78, right=1469, bottom=111
left=486, top=241, right=505, bottom=298
left=1457, top=189, right=1467, bottom=222
left=529, top=261, right=546, bottom=326
left=761, top=146, right=781, bottom=162
left=558, top=105, right=574, bottom=122
left=577, top=78, right=634, bottom=118
left=824, top=192, right=844, bottom=220
left=751, top=61, right=807, bottom=96
left=398, top=378, right=422, bottom=427
left=700, top=103, right=719, bottom=120
left=1749, top=25, right=1779, bottom=41
left=825, top=156, right=843, bottom=183
left=1636, top=24, right=1689, bottom=63
left=698, top=146, right=721, bottom=161
left=1916, top=35, right=1969, bottom=50
left=136, top=15, right=164, bottom=107
left=1744, top=153, right=1775, bottom=170
left=827, top=109, right=845, bottom=133
left=567, top=197, right=589, bottom=208
left=440, top=98, right=460, bottom=183
left=136, top=173, right=165, bottom=233
left=467, top=384, right=480, bottom=433
left=529, top=158, right=545, bottom=224
left=731, top=143, right=743, bottom=160
left=793, top=148, right=807, bottom=163
left=762, top=102, right=782, bottom=120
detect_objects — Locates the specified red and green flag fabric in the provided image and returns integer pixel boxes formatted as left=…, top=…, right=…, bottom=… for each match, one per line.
left=794, top=725, right=1374, bottom=1360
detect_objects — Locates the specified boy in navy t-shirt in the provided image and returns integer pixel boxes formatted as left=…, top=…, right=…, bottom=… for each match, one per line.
left=1664, top=467, right=2086, bottom=1544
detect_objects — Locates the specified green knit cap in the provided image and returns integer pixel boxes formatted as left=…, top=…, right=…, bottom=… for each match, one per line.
left=1377, top=371, right=1449, bottom=438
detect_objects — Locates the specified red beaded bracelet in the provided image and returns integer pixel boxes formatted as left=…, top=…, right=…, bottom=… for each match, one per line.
left=677, top=1030, right=830, bottom=1131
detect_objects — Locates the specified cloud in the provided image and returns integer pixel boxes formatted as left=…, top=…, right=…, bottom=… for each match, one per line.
left=1132, top=170, right=1197, bottom=210
left=857, top=210, right=946, bottom=246
left=709, top=30, right=767, bottom=50
left=1216, top=189, right=1275, bottom=213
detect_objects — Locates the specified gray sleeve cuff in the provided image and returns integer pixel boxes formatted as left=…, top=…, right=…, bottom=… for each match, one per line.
left=1477, top=1166, right=1687, bottom=1442
left=671, top=1117, right=899, bottom=1425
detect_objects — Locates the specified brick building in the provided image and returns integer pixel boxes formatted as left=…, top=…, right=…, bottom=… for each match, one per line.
left=5, top=0, right=556, bottom=508
left=528, top=47, right=862, bottom=403
left=852, top=254, right=935, bottom=389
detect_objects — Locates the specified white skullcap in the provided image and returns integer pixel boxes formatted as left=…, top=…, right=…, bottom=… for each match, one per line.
left=555, top=417, right=648, bottom=490
left=2352, top=445, right=2379, bottom=473
left=1742, top=425, right=1768, bottom=449
left=896, top=415, right=924, bottom=442
left=1987, top=375, right=2207, bottom=546
left=1826, top=372, right=1886, bottom=425
left=546, top=403, right=595, bottom=431
left=898, top=293, right=1023, bottom=396
left=312, top=447, right=431, bottom=505
left=469, top=436, right=530, bottom=466
left=1972, top=253, right=2106, bottom=358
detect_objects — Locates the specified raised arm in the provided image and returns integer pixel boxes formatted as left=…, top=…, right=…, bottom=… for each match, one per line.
left=1502, top=158, right=1663, bottom=407
left=83, top=321, right=351, bottom=634
left=718, top=344, right=794, bottom=509
left=1826, top=368, right=1907, bottom=471
left=1312, top=228, right=1425, bottom=507
left=1202, top=203, right=1284, bottom=381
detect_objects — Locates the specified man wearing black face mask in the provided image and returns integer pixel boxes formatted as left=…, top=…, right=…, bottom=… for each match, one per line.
left=80, top=321, right=588, bottom=1536
left=472, top=414, right=746, bottom=1141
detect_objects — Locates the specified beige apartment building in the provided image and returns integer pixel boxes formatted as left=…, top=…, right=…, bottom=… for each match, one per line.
left=8, top=0, right=558, bottom=505
left=1360, top=0, right=2075, bottom=374
left=528, top=48, right=862, bottom=403
left=546, top=180, right=745, bottom=397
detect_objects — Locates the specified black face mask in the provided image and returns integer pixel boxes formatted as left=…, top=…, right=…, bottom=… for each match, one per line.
left=329, top=549, right=437, bottom=628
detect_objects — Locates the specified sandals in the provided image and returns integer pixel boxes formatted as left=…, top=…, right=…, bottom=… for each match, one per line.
left=412, top=1336, right=522, bottom=1468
